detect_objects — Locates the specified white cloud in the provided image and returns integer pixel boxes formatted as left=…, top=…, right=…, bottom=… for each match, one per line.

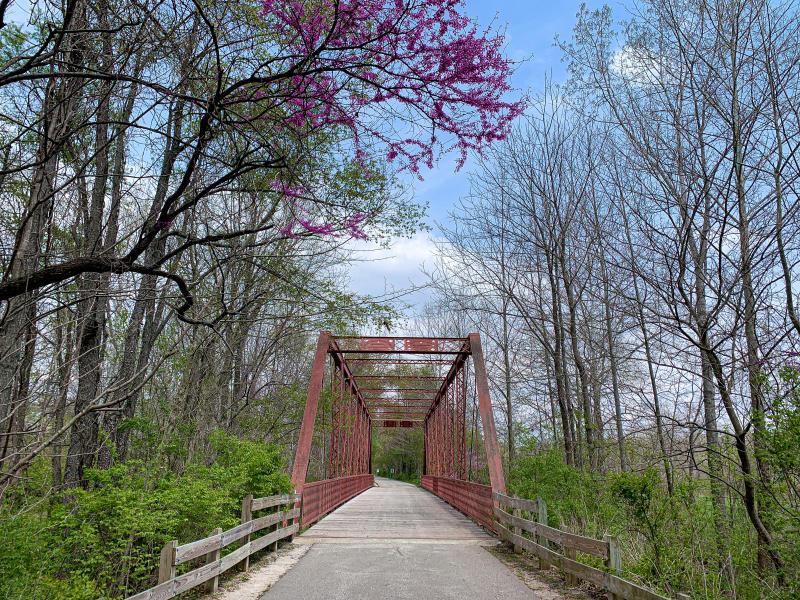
left=346, top=232, right=440, bottom=302
left=610, top=44, right=670, bottom=87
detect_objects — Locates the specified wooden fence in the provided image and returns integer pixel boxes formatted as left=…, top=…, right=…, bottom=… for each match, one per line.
left=125, top=492, right=301, bottom=600
left=494, top=492, right=686, bottom=600
left=121, top=483, right=687, bottom=600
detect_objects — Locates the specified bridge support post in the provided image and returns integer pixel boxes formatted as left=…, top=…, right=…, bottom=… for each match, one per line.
left=469, top=333, right=506, bottom=494
left=291, top=332, right=331, bottom=494
left=422, top=421, right=427, bottom=475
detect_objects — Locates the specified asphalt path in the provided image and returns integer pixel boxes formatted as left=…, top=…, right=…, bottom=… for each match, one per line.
left=261, top=478, right=536, bottom=599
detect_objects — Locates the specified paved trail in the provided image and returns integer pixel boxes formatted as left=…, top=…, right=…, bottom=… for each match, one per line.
left=260, top=478, right=537, bottom=599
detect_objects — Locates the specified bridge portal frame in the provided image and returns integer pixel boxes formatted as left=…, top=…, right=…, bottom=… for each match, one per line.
left=290, top=332, right=506, bottom=500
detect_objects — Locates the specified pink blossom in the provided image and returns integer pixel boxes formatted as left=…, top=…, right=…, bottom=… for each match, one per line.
left=344, top=213, right=370, bottom=240
left=239, top=0, right=524, bottom=242
left=244, top=0, right=524, bottom=173
left=280, top=213, right=371, bottom=241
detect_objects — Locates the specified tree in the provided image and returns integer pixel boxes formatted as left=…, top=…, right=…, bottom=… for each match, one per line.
left=563, top=0, right=800, bottom=580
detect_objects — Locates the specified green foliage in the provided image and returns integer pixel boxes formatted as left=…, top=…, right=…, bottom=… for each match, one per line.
left=509, top=448, right=612, bottom=535
left=0, top=431, right=290, bottom=599
left=0, top=510, right=100, bottom=600
left=508, top=451, right=769, bottom=598
left=755, top=365, right=800, bottom=592
left=608, top=469, right=671, bottom=577
left=372, top=427, right=424, bottom=481
left=393, top=472, right=421, bottom=486
left=762, top=366, right=800, bottom=501
left=0, top=23, right=25, bottom=50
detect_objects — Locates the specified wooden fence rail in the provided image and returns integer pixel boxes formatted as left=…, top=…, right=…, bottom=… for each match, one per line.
left=493, top=492, right=679, bottom=600
left=125, top=492, right=301, bottom=600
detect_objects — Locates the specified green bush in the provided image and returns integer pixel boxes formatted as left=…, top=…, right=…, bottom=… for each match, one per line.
left=393, top=472, right=421, bottom=486
left=0, top=510, right=100, bottom=600
left=0, top=430, right=290, bottom=600
left=509, top=449, right=616, bottom=536
left=508, top=449, right=768, bottom=598
left=608, top=468, right=672, bottom=578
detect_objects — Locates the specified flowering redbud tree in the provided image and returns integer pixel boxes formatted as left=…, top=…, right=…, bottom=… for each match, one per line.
left=227, top=0, right=525, bottom=239
left=0, top=0, right=524, bottom=306
left=250, top=0, right=522, bottom=167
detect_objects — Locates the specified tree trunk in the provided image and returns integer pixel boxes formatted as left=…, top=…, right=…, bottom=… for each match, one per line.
left=558, top=243, right=594, bottom=468
left=0, top=1, right=86, bottom=453
left=64, top=13, right=115, bottom=486
left=546, top=253, right=574, bottom=466
left=97, top=95, right=184, bottom=468
left=51, top=312, right=75, bottom=489
left=501, top=298, right=514, bottom=465
left=599, top=243, right=627, bottom=473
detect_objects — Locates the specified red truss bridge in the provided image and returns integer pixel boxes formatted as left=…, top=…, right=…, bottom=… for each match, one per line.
left=290, top=332, right=506, bottom=529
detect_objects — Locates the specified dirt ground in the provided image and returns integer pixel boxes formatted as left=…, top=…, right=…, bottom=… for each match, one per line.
left=489, top=544, right=605, bottom=600
left=209, top=544, right=310, bottom=600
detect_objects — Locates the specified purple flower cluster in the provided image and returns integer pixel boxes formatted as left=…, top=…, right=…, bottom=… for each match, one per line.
left=251, top=0, right=524, bottom=173
left=344, top=213, right=370, bottom=240
left=278, top=188, right=371, bottom=241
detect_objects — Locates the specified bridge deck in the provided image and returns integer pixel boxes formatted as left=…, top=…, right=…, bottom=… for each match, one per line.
left=296, top=477, right=494, bottom=544
left=261, top=478, right=537, bottom=599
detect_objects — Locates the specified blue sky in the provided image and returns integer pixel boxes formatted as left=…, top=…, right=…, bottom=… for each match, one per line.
left=416, top=0, right=589, bottom=225
left=349, top=0, right=612, bottom=321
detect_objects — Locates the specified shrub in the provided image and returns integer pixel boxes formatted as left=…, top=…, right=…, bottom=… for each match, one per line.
left=1, top=430, right=290, bottom=599
left=509, top=449, right=614, bottom=535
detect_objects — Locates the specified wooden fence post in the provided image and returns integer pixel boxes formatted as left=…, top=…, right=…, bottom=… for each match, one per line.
left=205, top=527, right=222, bottom=593
left=537, top=497, right=550, bottom=570
left=512, top=495, right=522, bottom=554
left=605, top=534, right=622, bottom=600
left=272, top=506, right=279, bottom=552
left=563, top=516, right=577, bottom=586
left=158, top=540, right=177, bottom=584
left=240, top=494, right=253, bottom=571
left=564, top=544, right=577, bottom=585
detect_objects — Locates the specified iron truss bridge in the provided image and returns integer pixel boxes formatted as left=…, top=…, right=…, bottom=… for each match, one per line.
left=290, top=333, right=506, bottom=528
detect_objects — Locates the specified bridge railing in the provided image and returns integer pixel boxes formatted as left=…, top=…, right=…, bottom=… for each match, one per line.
left=494, top=492, right=680, bottom=600
left=125, top=492, right=300, bottom=600
left=301, top=473, right=374, bottom=527
left=421, top=475, right=494, bottom=532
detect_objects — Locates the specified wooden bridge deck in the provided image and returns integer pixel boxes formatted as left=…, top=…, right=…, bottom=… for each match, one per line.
left=295, top=477, right=495, bottom=544
left=261, top=478, right=537, bottom=599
